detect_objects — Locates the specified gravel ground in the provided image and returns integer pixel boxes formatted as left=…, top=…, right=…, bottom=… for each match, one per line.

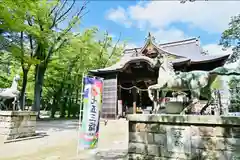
left=0, top=119, right=128, bottom=160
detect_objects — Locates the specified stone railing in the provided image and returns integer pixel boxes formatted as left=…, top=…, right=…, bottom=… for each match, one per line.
left=0, top=111, right=37, bottom=143
left=127, top=114, right=240, bottom=159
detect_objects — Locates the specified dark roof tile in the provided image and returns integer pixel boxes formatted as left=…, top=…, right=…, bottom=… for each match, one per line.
left=90, top=37, right=229, bottom=73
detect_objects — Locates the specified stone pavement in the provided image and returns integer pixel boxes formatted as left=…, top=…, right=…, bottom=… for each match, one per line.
left=0, top=119, right=128, bottom=160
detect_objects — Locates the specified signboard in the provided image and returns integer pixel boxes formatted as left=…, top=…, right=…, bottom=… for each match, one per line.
left=166, top=126, right=191, bottom=153
left=79, top=76, right=103, bottom=150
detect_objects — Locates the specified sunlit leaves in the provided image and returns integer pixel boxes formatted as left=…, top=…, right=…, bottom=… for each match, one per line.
left=0, top=0, right=124, bottom=115
left=210, top=76, right=222, bottom=90
left=220, top=14, right=240, bottom=63
left=42, top=28, right=123, bottom=104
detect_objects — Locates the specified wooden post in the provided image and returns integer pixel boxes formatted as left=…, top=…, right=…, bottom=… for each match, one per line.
left=117, top=87, right=122, bottom=117
left=132, top=87, right=137, bottom=114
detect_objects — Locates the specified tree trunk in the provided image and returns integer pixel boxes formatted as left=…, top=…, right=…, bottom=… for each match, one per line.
left=51, top=95, right=58, bottom=118
left=75, top=88, right=79, bottom=104
left=68, top=97, right=72, bottom=118
left=20, top=69, right=29, bottom=110
left=60, top=96, right=67, bottom=118
left=60, top=89, right=68, bottom=118
left=32, top=64, right=46, bottom=118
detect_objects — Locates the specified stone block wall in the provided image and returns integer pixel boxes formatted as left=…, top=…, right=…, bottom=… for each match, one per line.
left=0, top=111, right=37, bottom=142
left=127, top=114, right=240, bottom=160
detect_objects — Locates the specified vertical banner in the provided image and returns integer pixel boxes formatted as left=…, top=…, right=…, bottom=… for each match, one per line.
left=79, top=76, right=103, bottom=150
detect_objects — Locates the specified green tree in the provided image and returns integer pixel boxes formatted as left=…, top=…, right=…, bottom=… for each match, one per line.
left=0, top=0, right=124, bottom=118
left=220, top=14, right=240, bottom=63
left=28, top=0, right=89, bottom=116
left=42, top=29, right=123, bottom=118
left=220, top=14, right=240, bottom=113
left=0, top=0, right=88, bottom=114
left=0, top=0, right=41, bottom=109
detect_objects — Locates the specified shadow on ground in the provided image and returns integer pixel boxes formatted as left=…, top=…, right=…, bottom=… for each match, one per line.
left=36, top=120, right=79, bottom=132
left=77, top=149, right=128, bottom=160
left=95, top=149, right=128, bottom=159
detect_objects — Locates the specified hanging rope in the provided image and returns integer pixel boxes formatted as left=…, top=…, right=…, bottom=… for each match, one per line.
left=118, top=85, right=149, bottom=91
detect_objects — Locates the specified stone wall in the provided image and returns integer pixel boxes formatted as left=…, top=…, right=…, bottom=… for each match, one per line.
left=127, top=114, right=240, bottom=160
left=0, top=111, right=37, bottom=142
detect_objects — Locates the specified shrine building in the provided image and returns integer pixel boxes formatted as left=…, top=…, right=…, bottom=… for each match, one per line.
left=89, top=33, right=229, bottom=119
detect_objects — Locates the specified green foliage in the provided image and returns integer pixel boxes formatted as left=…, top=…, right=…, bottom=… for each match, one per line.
left=210, top=76, right=222, bottom=90
left=41, top=28, right=123, bottom=116
left=0, top=51, right=21, bottom=87
left=0, top=0, right=124, bottom=117
left=220, top=14, right=240, bottom=111
left=220, top=14, right=240, bottom=63
left=229, top=76, right=240, bottom=88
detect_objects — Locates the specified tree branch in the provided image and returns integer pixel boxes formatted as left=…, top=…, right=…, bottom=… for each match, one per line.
left=27, top=16, right=32, bottom=26
left=52, top=39, right=68, bottom=53
left=50, top=0, right=76, bottom=29
left=42, top=0, right=88, bottom=68
left=29, top=35, right=34, bottom=58
left=57, top=0, right=89, bottom=27
left=37, top=16, right=44, bottom=31
left=104, top=32, right=121, bottom=67
left=49, top=0, right=60, bottom=16
left=20, top=31, right=25, bottom=70
left=99, top=31, right=109, bottom=62
left=55, top=0, right=72, bottom=22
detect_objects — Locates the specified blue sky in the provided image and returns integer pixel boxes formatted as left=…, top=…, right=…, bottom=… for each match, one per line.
left=80, top=1, right=220, bottom=45
left=71, top=1, right=240, bottom=67
left=83, top=1, right=221, bottom=45
left=77, top=1, right=143, bottom=43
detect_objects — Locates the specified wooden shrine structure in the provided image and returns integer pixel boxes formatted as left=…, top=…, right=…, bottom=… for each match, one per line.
left=90, top=33, right=229, bottom=119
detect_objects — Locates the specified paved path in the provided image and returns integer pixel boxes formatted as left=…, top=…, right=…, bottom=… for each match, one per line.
left=0, top=119, right=128, bottom=160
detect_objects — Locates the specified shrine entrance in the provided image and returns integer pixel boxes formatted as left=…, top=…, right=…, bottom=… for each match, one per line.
left=117, top=60, right=158, bottom=116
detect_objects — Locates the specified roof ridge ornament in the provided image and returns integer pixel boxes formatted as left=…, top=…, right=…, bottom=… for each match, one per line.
left=148, top=32, right=156, bottom=43
left=145, top=32, right=156, bottom=43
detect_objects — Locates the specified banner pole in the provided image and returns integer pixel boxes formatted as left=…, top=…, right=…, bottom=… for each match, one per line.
left=77, top=72, right=85, bottom=156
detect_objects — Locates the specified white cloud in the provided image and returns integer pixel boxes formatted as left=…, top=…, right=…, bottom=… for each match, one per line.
left=153, top=28, right=188, bottom=43
left=106, top=3, right=240, bottom=69
left=105, top=7, right=132, bottom=28
left=225, top=61, right=239, bottom=69
left=125, top=43, right=138, bottom=49
left=202, top=44, right=240, bottom=69
left=203, top=44, right=232, bottom=56
left=107, top=1, right=240, bottom=33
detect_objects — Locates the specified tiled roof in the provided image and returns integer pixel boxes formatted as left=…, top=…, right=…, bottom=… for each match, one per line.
left=90, top=56, right=191, bottom=73
left=90, top=56, right=156, bottom=73
left=123, top=37, right=229, bottom=61
left=90, top=37, right=229, bottom=73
